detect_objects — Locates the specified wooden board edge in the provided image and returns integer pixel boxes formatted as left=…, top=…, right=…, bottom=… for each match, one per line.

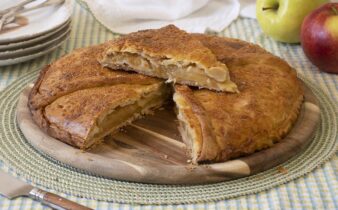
left=15, top=82, right=321, bottom=184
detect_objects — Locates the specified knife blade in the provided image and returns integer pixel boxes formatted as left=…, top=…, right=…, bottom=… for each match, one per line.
left=0, top=170, right=92, bottom=210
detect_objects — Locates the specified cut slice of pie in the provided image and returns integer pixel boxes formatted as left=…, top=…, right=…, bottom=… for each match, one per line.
left=28, top=43, right=161, bottom=110
left=100, top=25, right=238, bottom=92
left=173, top=34, right=304, bottom=163
left=28, top=44, right=170, bottom=149
left=44, top=83, right=169, bottom=149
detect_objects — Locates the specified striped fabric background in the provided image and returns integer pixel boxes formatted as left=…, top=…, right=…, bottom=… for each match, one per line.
left=0, top=1, right=337, bottom=209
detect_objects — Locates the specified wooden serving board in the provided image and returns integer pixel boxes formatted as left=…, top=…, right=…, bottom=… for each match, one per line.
left=16, top=83, right=320, bottom=184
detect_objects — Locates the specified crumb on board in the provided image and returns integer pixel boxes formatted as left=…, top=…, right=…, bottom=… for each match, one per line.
left=277, top=166, right=288, bottom=174
left=164, top=155, right=168, bottom=159
left=185, top=164, right=197, bottom=171
left=75, top=150, right=86, bottom=155
left=186, top=159, right=192, bottom=163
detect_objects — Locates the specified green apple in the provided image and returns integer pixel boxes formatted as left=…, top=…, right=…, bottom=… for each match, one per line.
left=256, top=0, right=329, bottom=43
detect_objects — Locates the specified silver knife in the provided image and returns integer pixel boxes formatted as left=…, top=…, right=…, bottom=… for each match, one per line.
left=0, top=170, right=92, bottom=210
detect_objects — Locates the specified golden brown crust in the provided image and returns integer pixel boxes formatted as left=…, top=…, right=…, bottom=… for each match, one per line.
left=28, top=43, right=160, bottom=110
left=104, top=25, right=223, bottom=68
left=28, top=33, right=304, bottom=163
left=44, top=84, right=163, bottom=147
left=191, top=33, right=268, bottom=62
left=174, top=35, right=304, bottom=163
left=101, top=25, right=238, bottom=92
left=28, top=44, right=165, bottom=149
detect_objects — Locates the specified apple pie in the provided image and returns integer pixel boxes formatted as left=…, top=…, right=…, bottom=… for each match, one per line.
left=28, top=43, right=170, bottom=149
left=28, top=31, right=304, bottom=164
left=100, top=25, right=238, bottom=92
left=173, top=34, right=304, bottom=163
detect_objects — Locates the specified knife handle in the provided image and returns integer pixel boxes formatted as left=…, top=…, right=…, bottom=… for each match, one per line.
left=29, top=188, right=92, bottom=210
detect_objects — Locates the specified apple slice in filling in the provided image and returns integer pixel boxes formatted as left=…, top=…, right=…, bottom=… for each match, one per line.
left=100, top=24, right=238, bottom=92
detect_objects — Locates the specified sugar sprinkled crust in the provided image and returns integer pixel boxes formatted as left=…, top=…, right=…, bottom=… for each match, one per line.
left=28, top=32, right=304, bottom=164
left=174, top=34, right=304, bottom=163
left=28, top=43, right=160, bottom=110
left=100, top=25, right=238, bottom=92
left=28, top=44, right=167, bottom=149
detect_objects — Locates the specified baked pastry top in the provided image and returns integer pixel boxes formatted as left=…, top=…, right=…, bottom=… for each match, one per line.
left=29, top=43, right=161, bottom=110
left=100, top=25, right=238, bottom=92
left=174, top=34, right=304, bottom=163
left=28, top=30, right=304, bottom=164
left=44, top=83, right=168, bottom=149
left=28, top=43, right=169, bottom=149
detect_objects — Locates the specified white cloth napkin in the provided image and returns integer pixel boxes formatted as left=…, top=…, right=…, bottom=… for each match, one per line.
left=81, top=0, right=338, bottom=33
left=239, top=0, right=256, bottom=19
left=82, top=0, right=257, bottom=34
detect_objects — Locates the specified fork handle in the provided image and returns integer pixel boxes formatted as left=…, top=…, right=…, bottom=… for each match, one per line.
left=11, top=0, right=65, bottom=16
left=29, top=188, right=92, bottom=210
left=0, top=0, right=34, bottom=16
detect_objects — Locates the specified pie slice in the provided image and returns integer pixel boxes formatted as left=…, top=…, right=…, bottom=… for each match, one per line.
left=28, top=44, right=170, bottom=149
left=28, top=43, right=161, bottom=110
left=173, top=34, right=304, bottom=163
left=44, top=83, right=169, bottom=149
left=100, top=25, right=238, bottom=92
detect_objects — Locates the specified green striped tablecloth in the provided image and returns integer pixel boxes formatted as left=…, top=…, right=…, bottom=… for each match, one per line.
left=0, top=1, right=337, bottom=209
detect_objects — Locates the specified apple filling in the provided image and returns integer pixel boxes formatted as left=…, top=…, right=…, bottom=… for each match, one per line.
left=173, top=93, right=201, bottom=163
left=85, top=90, right=167, bottom=148
left=102, top=52, right=238, bottom=92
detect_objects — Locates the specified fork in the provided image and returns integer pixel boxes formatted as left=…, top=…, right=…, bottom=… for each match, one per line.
left=0, top=0, right=35, bottom=17
left=0, top=0, right=65, bottom=31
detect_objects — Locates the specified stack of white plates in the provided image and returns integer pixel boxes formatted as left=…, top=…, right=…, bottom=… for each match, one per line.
left=0, top=0, right=72, bottom=66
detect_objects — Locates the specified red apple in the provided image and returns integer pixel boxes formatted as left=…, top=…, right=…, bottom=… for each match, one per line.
left=301, top=3, right=338, bottom=74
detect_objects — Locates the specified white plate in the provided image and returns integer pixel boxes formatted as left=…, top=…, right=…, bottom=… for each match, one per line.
left=0, top=33, right=69, bottom=66
left=0, top=26, right=70, bottom=59
left=0, top=20, right=71, bottom=51
left=0, top=0, right=72, bottom=44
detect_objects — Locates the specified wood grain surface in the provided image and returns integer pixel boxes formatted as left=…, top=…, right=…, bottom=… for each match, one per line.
left=16, top=83, right=320, bottom=184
